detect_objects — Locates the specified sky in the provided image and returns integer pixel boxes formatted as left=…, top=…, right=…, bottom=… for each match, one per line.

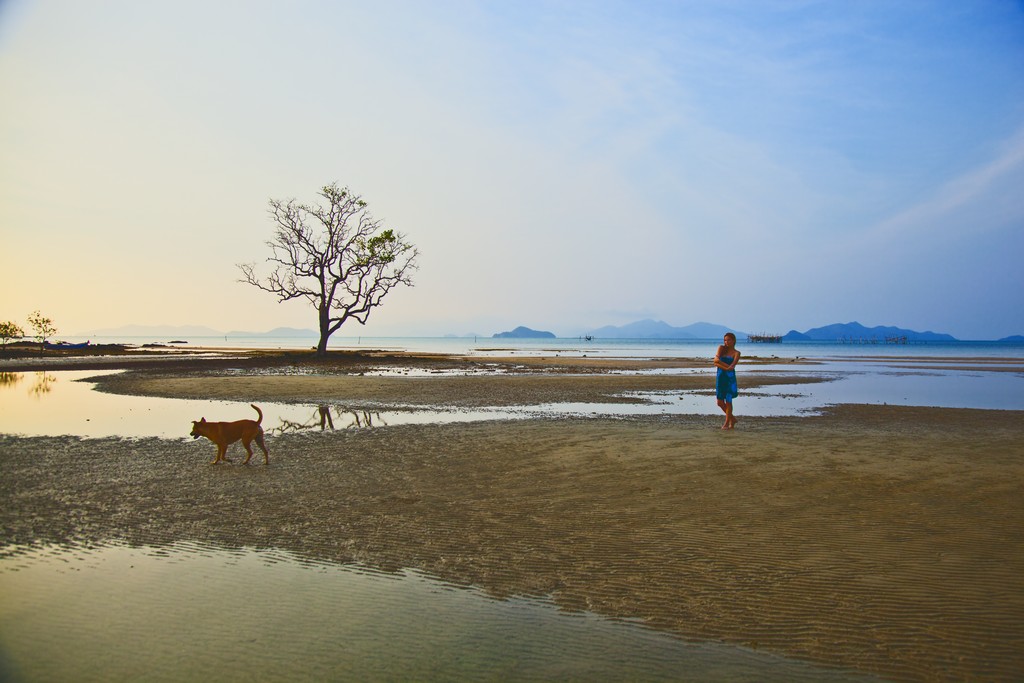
left=2, top=0, right=1023, bottom=340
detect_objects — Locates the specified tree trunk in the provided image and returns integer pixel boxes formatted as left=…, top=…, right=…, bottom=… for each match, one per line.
left=317, top=306, right=331, bottom=357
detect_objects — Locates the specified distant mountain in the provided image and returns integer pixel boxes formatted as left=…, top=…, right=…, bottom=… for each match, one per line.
left=587, top=319, right=743, bottom=340
left=79, top=324, right=318, bottom=338
left=226, top=327, right=317, bottom=337
left=782, top=321, right=957, bottom=342
left=80, top=324, right=223, bottom=336
left=493, top=326, right=555, bottom=339
left=999, top=335, right=1024, bottom=342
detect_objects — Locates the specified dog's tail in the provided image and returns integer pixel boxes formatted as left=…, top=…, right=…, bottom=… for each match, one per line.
left=251, top=404, right=263, bottom=424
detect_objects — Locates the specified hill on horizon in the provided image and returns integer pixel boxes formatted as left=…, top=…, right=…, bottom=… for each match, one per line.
left=492, top=326, right=556, bottom=339
left=79, top=324, right=317, bottom=338
left=80, top=320, right=1002, bottom=342
left=782, top=321, right=957, bottom=342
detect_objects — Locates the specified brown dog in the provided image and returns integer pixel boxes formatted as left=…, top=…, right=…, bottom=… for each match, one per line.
left=190, top=404, right=269, bottom=465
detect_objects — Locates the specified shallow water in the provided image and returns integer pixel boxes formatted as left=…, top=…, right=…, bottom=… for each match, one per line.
left=0, top=541, right=882, bottom=682
left=0, top=359, right=1021, bottom=439
left=0, top=370, right=515, bottom=439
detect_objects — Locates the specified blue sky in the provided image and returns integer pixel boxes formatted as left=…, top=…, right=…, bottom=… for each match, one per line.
left=2, top=0, right=1023, bottom=339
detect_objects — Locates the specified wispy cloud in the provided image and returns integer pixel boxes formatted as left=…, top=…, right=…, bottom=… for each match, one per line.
left=862, top=123, right=1024, bottom=243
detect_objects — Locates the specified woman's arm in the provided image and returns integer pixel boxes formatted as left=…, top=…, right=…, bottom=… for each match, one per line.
left=714, top=346, right=740, bottom=370
left=714, top=345, right=731, bottom=370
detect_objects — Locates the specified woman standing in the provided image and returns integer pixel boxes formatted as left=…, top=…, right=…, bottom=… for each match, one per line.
left=714, top=333, right=740, bottom=429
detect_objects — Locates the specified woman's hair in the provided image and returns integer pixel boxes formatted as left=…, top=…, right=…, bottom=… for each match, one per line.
left=724, top=332, right=736, bottom=342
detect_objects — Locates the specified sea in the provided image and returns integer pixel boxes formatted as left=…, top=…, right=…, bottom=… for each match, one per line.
left=44, top=333, right=1024, bottom=360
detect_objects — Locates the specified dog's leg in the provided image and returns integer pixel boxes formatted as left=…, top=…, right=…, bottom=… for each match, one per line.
left=257, top=433, right=270, bottom=465
left=242, top=440, right=254, bottom=465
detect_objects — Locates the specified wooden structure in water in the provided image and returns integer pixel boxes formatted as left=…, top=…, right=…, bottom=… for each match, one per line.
left=747, top=333, right=782, bottom=343
left=838, top=335, right=909, bottom=344
left=745, top=333, right=911, bottom=344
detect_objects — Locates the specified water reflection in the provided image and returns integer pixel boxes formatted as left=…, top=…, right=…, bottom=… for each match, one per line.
left=0, top=370, right=60, bottom=397
left=0, top=541, right=882, bottom=683
left=272, top=405, right=393, bottom=434
left=31, top=371, right=57, bottom=397
left=0, top=371, right=464, bottom=439
left=1, top=363, right=1022, bottom=440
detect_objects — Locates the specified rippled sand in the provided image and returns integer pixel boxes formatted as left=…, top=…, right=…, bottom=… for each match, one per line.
left=1, top=351, right=1022, bottom=681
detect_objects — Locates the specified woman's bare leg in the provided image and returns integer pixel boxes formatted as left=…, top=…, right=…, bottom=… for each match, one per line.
left=719, top=399, right=734, bottom=429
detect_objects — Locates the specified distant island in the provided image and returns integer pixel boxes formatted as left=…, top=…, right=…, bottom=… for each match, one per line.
left=227, top=327, right=318, bottom=338
left=575, top=319, right=970, bottom=343
left=493, top=326, right=555, bottom=339
left=781, top=321, right=956, bottom=343
left=78, top=324, right=318, bottom=338
left=79, top=324, right=224, bottom=337
left=82, top=320, right=1017, bottom=343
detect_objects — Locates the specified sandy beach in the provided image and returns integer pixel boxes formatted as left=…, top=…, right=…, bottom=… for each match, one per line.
left=1, top=349, right=1023, bottom=681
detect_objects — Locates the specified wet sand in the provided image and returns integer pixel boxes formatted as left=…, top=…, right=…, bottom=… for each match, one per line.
left=2, top=351, right=1023, bottom=681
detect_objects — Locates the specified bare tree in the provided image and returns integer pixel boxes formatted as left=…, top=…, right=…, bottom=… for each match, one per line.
left=239, top=183, right=419, bottom=357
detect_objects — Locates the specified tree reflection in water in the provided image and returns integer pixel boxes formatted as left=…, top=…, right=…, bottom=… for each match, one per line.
left=29, top=372, right=56, bottom=398
left=271, top=405, right=390, bottom=434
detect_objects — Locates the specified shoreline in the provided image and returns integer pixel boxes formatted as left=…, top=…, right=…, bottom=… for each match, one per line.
left=2, top=348, right=1023, bottom=680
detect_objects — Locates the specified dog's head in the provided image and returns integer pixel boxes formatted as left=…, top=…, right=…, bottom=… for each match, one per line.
left=190, top=418, right=209, bottom=440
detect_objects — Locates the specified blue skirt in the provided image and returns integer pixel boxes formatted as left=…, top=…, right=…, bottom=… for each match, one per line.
left=716, top=368, right=738, bottom=402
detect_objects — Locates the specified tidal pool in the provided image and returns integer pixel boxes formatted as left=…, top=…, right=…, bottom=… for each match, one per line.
left=0, top=370, right=511, bottom=439
left=0, top=542, right=882, bottom=682
left=0, top=363, right=1021, bottom=439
